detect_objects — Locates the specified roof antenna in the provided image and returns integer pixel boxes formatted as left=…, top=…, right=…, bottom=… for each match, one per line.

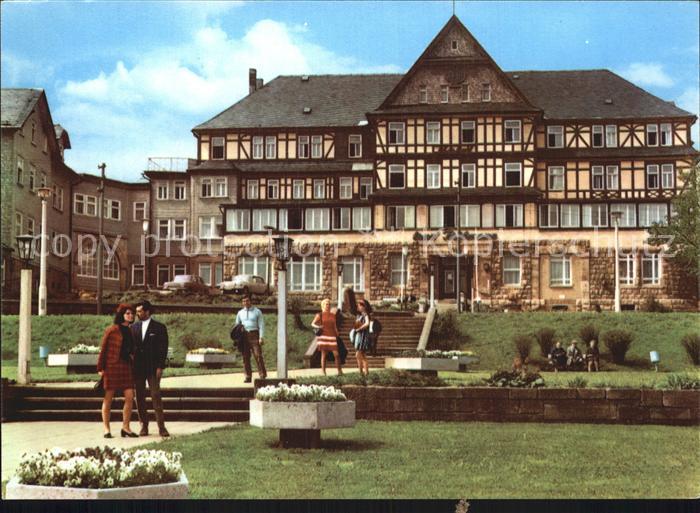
left=453, top=0, right=456, bottom=15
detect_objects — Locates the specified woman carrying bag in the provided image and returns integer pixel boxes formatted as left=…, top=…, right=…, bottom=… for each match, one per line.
left=352, top=299, right=372, bottom=377
left=311, top=298, right=343, bottom=375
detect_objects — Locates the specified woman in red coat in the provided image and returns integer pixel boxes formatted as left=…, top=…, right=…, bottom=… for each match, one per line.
left=97, top=303, right=138, bottom=438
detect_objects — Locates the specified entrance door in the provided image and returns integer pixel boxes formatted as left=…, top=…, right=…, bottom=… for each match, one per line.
left=443, top=269, right=455, bottom=296
left=437, top=257, right=473, bottom=300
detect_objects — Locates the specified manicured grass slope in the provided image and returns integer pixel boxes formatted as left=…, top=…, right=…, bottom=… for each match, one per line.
left=150, top=421, right=700, bottom=498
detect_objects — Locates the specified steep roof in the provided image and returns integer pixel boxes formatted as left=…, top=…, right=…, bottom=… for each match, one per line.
left=0, top=89, right=43, bottom=128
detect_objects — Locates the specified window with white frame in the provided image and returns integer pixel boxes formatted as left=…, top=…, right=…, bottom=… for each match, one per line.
left=247, top=180, right=259, bottom=199
left=305, top=208, right=330, bottom=231
left=352, top=207, right=371, bottom=231
left=582, top=204, right=608, bottom=227
left=313, top=179, right=325, bottom=199
left=28, top=165, right=36, bottom=191
left=341, top=257, right=364, bottom=291
left=426, top=164, right=441, bottom=189
left=157, top=265, right=170, bottom=287
left=333, top=207, right=351, bottom=230
left=104, top=199, right=121, bottom=220
left=173, top=181, right=186, bottom=200
left=201, top=178, right=213, bottom=198
left=390, top=254, right=409, bottom=287
left=461, top=163, right=476, bottom=188
left=495, top=204, right=523, bottom=227
left=226, top=209, right=250, bottom=232
left=215, top=263, right=223, bottom=287
left=215, top=177, right=227, bottom=197
left=239, top=256, right=270, bottom=283
left=646, top=124, right=658, bottom=146
left=172, top=219, right=186, bottom=240
left=265, top=136, right=277, bottom=159
left=426, top=122, right=441, bottom=144
left=480, top=83, right=491, bottom=102
left=642, top=254, right=661, bottom=285
left=339, top=177, right=352, bottom=199
left=619, top=253, right=635, bottom=286
left=459, top=204, right=480, bottom=228
left=199, top=216, right=221, bottom=239
left=550, top=256, right=572, bottom=286
left=386, top=206, right=416, bottom=229
left=298, top=136, right=310, bottom=158
left=199, top=263, right=212, bottom=286
left=211, top=137, right=225, bottom=159
left=461, top=83, right=469, bottom=102
left=132, top=264, right=145, bottom=286
left=503, top=254, right=521, bottom=286
left=389, top=164, right=405, bottom=189
left=429, top=205, right=449, bottom=228
left=16, top=157, right=24, bottom=185
left=610, top=204, right=636, bottom=227
left=77, top=245, right=97, bottom=277
left=252, top=136, right=264, bottom=159
left=440, top=85, right=449, bottom=103
left=660, top=123, right=672, bottom=146
left=252, top=209, right=277, bottom=231
left=74, top=194, right=97, bottom=216
left=158, top=219, right=170, bottom=239
left=646, top=164, right=660, bottom=188
left=103, top=254, right=119, bottom=280
left=606, top=165, right=619, bottom=189
left=311, top=135, right=323, bottom=158
left=40, top=172, right=47, bottom=189
left=504, top=163, right=522, bottom=187
left=289, top=257, right=322, bottom=291
left=52, top=232, right=68, bottom=256
left=173, top=264, right=186, bottom=277
left=461, top=121, right=475, bottom=144
left=504, top=120, right=521, bottom=143
left=592, top=125, right=604, bottom=147
left=157, top=182, right=168, bottom=200
left=293, top=179, right=304, bottom=199
left=605, top=125, right=617, bottom=147
left=26, top=217, right=35, bottom=236
left=14, top=212, right=23, bottom=237
left=279, top=208, right=303, bottom=231
left=661, top=164, right=674, bottom=189
left=539, top=204, right=559, bottom=228
left=349, top=135, right=362, bottom=158
left=548, top=166, right=564, bottom=191
left=388, top=122, right=405, bottom=145
left=639, top=203, right=668, bottom=227
left=359, top=177, right=373, bottom=199
left=592, top=166, right=604, bottom=190
left=267, top=179, right=279, bottom=200
left=560, top=204, right=580, bottom=228
left=547, top=126, right=564, bottom=148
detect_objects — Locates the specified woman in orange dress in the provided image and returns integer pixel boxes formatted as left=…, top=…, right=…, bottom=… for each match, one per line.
left=97, top=303, right=138, bottom=438
left=311, top=298, right=343, bottom=375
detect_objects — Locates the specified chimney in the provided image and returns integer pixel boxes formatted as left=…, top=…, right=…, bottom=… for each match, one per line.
left=256, top=78, right=264, bottom=90
left=249, top=68, right=257, bottom=95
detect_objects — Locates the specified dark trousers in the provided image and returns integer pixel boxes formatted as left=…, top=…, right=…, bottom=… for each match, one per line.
left=242, top=330, right=266, bottom=379
left=135, top=373, right=165, bottom=428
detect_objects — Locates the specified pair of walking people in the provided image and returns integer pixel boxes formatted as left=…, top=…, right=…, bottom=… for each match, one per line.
left=97, top=301, right=169, bottom=438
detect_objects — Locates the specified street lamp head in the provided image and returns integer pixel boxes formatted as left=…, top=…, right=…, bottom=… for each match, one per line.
left=16, top=234, right=34, bottom=266
left=337, top=261, right=345, bottom=275
left=401, top=244, right=409, bottom=256
left=37, top=187, right=52, bottom=200
left=142, top=219, right=150, bottom=234
left=273, top=235, right=293, bottom=263
left=429, top=262, right=435, bottom=276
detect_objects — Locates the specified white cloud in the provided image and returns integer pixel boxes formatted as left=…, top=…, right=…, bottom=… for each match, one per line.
left=57, top=18, right=400, bottom=180
left=617, top=62, right=674, bottom=88
left=676, top=87, right=699, bottom=147
left=1, top=51, right=54, bottom=86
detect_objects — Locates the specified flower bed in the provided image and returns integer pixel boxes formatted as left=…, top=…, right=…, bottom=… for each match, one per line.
left=391, top=350, right=480, bottom=371
left=68, top=344, right=101, bottom=354
left=185, top=348, right=235, bottom=367
left=256, top=383, right=347, bottom=402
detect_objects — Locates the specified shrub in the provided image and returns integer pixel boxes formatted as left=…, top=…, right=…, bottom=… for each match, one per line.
left=602, top=329, right=634, bottom=364
left=567, top=377, right=588, bottom=388
left=641, top=296, right=671, bottom=313
left=429, top=311, right=470, bottom=351
left=180, top=333, right=199, bottom=351
left=680, top=333, right=700, bottom=366
left=288, top=296, right=309, bottom=331
left=579, top=324, right=599, bottom=345
left=485, top=370, right=545, bottom=388
left=513, top=334, right=533, bottom=361
left=659, top=373, right=700, bottom=390
left=534, top=328, right=556, bottom=357
left=297, top=369, right=446, bottom=387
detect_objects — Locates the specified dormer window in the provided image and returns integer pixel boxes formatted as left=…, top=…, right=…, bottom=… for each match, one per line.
left=480, top=83, right=491, bottom=102
left=547, top=126, right=564, bottom=148
left=440, top=85, right=449, bottom=103
left=388, top=122, right=405, bottom=145
left=660, top=123, right=672, bottom=146
left=311, top=135, right=323, bottom=158
left=252, top=136, right=263, bottom=159
left=504, top=120, right=521, bottom=144
left=419, top=86, right=428, bottom=104
left=349, top=135, right=362, bottom=158
left=298, top=136, right=310, bottom=158
left=265, top=136, right=277, bottom=158
left=592, top=125, right=604, bottom=147
left=211, top=137, right=225, bottom=159
left=646, top=124, right=658, bottom=146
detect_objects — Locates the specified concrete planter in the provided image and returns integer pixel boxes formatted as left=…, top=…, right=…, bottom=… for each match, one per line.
left=5, top=473, right=189, bottom=499
left=249, top=399, right=356, bottom=430
left=185, top=353, right=236, bottom=368
left=47, top=353, right=99, bottom=374
left=385, top=357, right=459, bottom=372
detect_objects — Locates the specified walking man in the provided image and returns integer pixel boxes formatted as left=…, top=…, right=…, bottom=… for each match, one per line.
left=132, top=300, right=169, bottom=436
left=235, top=295, right=267, bottom=383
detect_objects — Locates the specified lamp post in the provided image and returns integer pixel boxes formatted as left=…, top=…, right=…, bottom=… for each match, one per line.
left=337, top=261, right=345, bottom=311
left=611, top=211, right=622, bottom=313
left=272, top=234, right=293, bottom=379
left=96, top=163, right=106, bottom=315
left=455, top=180, right=461, bottom=313
left=36, top=187, right=52, bottom=316
left=472, top=231, right=480, bottom=313
left=142, top=219, right=149, bottom=289
left=16, top=234, right=34, bottom=384
left=429, top=262, right=435, bottom=308
left=400, top=244, right=409, bottom=310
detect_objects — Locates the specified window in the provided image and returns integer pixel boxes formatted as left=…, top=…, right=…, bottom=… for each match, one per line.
left=560, top=204, right=580, bottom=228
left=252, top=209, right=276, bottom=231
left=390, top=254, right=409, bottom=287
left=132, top=265, right=145, bottom=286
left=265, top=136, right=277, bottom=159
left=103, top=254, right=119, bottom=280
left=199, top=263, right=212, bottom=286
left=495, top=204, right=523, bottom=227
left=104, top=199, right=121, bottom=220
left=660, top=123, right=672, bottom=146
left=157, top=265, right=170, bottom=287
left=605, top=125, right=617, bottom=147
left=606, top=165, right=619, bottom=190
left=504, top=120, right=521, bottom=143
left=642, top=254, right=661, bottom=285
left=158, top=219, right=170, bottom=239
left=226, top=209, right=250, bottom=232
left=359, top=177, right=373, bottom=199
left=352, top=207, right=371, bottom=231
left=480, top=83, right=491, bottom=102
left=280, top=208, right=303, bottom=231
left=157, top=182, right=168, bottom=200
left=461, top=83, right=469, bottom=102
left=40, top=172, right=47, bottom=189
left=247, top=180, right=259, bottom=199
left=298, top=136, right=310, bottom=158
left=504, top=163, right=522, bottom=187
left=388, top=122, right=405, bottom=145
left=388, top=164, right=405, bottom=189
left=74, top=194, right=97, bottom=216
left=386, top=206, right=416, bottom=229
left=582, top=204, right=608, bottom=227
left=78, top=246, right=97, bottom=277
left=339, top=177, right=352, bottom=199
left=592, top=166, right=604, bottom=190
left=461, top=121, right=475, bottom=144
left=460, top=204, right=480, bottom=228
left=172, top=219, right=186, bottom=240
left=305, top=208, right=330, bottom=231
left=440, top=85, right=449, bottom=103
left=239, top=256, right=270, bottom=283
left=14, top=212, right=22, bottom=237
left=550, top=256, right=572, bottom=286
left=289, top=257, right=322, bottom=291
left=547, top=126, right=564, bottom=148
left=53, top=186, right=64, bottom=211
left=548, top=166, right=565, bottom=190
left=639, top=204, right=667, bottom=227
left=592, top=125, right=604, bottom=147
left=429, top=206, right=456, bottom=229
left=252, top=136, right=264, bottom=159
left=619, top=253, right=635, bottom=286
left=26, top=217, right=35, bottom=236
left=201, top=178, right=213, bottom=198
left=646, top=165, right=660, bottom=189
left=215, top=177, right=227, bottom=197
left=28, top=165, right=36, bottom=191
left=311, top=135, right=323, bottom=158
left=419, top=86, right=428, bottom=104
left=333, top=207, right=351, bottom=230
left=610, top=204, right=636, bottom=227
left=451, top=39, right=458, bottom=51
left=16, top=157, right=23, bottom=185
left=349, top=135, right=362, bottom=158
left=539, top=205, right=558, bottom=228
left=661, top=164, right=674, bottom=189
left=267, top=180, right=279, bottom=200
left=215, top=263, right=223, bottom=287
left=173, top=264, right=186, bottom=277
left=341, top=257, right=364, bottom=291
left=503, top=254, right=521, bottom=286
left=646, top=124, right=658, bottom=146
left=313, top=179, right=325, bottom=199
left=426, top=164, right=441, bottom=189
left=293, top=179, right=304, bottom=199
left=199, top=216, right=221, bottom=239
left=426, top=122, right=441, bottom=144
left=461, top=163, right=475, bottom=188
left=211, top=137, right=225, bottom=159
left=173, top=181, right=186, bottom=200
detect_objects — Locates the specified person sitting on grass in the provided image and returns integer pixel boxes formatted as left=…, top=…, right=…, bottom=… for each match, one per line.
left=548, top=341, right=567, bottom=372
left=566, top=340, right=584, bottom=371
left=585, top=339, right=600, bottom=372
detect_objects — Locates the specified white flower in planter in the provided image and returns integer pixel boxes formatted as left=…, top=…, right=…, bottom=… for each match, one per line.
left=256, top=383, right=347, bottom=402
left=67, top=344, right=101, bottom=354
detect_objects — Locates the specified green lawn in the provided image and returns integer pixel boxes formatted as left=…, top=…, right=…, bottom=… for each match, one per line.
left=147, top=421, right=700, bottom=498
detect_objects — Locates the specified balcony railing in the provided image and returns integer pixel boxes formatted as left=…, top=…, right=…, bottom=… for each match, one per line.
left=146, top=157, right=193, bottom=172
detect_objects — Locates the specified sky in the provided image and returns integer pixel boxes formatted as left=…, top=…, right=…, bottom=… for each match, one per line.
left=2, top=1, right=698, bottom=182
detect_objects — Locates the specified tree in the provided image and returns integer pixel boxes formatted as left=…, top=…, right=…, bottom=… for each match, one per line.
left=648, top=159, right=700, bottom=277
